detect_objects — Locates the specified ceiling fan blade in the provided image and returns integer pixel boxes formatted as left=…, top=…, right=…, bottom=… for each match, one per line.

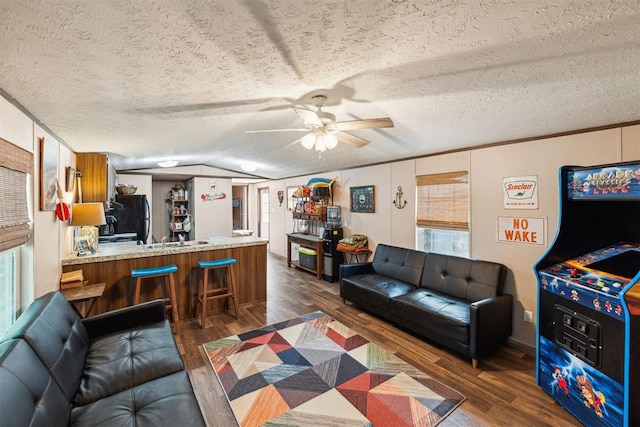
left=334, top=131, right=370, bottom=148
left=284, top=136, right=304, bottom=148
left=292, top=106, right=323, bottom=127
left=333, top=117, right=394, bottom=131
left=245, top=128, right=309, bottom=133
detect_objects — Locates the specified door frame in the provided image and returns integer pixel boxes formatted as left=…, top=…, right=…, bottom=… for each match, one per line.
left=258, top=186, right=269, bottom=240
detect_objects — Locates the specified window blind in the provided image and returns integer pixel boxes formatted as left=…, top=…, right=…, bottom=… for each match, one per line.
left=0, top=138, right=33, bottom=253
left=416, top=171, right=469, bottom=230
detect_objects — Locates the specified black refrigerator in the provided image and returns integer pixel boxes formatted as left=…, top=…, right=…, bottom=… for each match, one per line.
left=113, top=194, right=150, bottom=242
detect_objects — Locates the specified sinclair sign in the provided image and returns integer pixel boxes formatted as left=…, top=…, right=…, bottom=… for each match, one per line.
left=503, top=175, right=538, bottom=209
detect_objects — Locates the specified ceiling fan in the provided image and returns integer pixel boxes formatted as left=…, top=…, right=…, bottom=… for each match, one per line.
left=246, top=95, right=394, bottom=157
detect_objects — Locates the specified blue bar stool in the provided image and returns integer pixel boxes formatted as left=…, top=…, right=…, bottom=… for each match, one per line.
left=132, top=264, right=180, bottom=334
left=196, top=258, right=238, bottom=328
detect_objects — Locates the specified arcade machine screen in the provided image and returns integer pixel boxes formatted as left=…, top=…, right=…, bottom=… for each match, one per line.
left=585, top=250, right=640, bottom=281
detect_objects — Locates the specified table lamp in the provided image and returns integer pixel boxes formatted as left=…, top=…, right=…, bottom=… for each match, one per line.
left=71, top=203, right=106, bottom=251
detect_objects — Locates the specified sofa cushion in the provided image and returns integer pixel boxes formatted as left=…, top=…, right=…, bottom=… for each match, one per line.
left=342, top=273, right=415, bottom=317
left=391, top=289, right=470, bottom=344
left=0, top=339, right=71, bottom=426
left=420, top=253, right=505, bottom=301
left=70, top=370, right=205, bottom=426
left=73, top=319, right=185, bottom=406
left=1, top=291, right=89, bottom=400
left=371, top=244, right=427, bottom=287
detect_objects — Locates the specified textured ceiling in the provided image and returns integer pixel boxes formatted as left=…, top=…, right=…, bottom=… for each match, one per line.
left=1, top=0, right=639, bottom=179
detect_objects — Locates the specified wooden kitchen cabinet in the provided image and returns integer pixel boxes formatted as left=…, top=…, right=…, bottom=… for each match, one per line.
left=76, top=153, right=116, bottom=206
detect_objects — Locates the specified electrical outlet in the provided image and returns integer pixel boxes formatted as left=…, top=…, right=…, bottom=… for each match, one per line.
left=524, top=310, right=533, bottom=323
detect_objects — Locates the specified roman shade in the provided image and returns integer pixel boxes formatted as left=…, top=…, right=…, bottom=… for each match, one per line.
left=0, top=138, right=33, bottom=252
left=416, top=171, right=469, bottom=230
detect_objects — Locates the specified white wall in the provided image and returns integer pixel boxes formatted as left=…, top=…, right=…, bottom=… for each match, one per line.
left=390, top=160, right=417, bottom=249
left=33, top=126, right=81, bottom=297
left=266, top=125, right=638, bottom=347
left=339, top=165, right=393, bottom=250
left=469, top=129, right=621, bottom=345
left=0, top=96, right=32, bottom=151
left=1, top=95, right=77, bottom=305
left=623, top=124, right=640, bottom=159
left=192, top=177, right=233, bottom=239
left=266, top=180, right=286, bottom=255
left=0, top=97, right=36, bottom=307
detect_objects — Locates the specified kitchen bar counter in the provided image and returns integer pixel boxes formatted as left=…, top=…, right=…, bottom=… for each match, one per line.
left=62, top=236, right=268, bottom=318
left=62, top=236, right=268, bottom=265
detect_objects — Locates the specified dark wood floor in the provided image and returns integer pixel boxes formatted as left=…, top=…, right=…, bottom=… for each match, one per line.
left=176, top=252, right=581, bottom=426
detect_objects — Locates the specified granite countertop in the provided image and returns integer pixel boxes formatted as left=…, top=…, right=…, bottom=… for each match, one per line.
left=62, top=236, right=269, bottom=266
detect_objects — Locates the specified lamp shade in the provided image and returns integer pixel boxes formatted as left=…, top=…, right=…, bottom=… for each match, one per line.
left=70, top=203, right=107, bottom=226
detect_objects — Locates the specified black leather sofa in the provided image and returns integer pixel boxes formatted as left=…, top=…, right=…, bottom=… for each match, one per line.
left=340, top=244, right=512, bottom=367
left=0, top=291, right=205, bottom=426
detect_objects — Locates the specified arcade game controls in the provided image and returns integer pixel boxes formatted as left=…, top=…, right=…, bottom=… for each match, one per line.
left=535, top=161, right=640, bottom=427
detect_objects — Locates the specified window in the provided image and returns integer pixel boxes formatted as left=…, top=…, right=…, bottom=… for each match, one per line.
left=0, top=138, right=33, bottom=252
left=0, top=249, right=18, bottom=334
left=416, top=171, right=469, bottom=257
left=0, top=137, right=33, bottom=333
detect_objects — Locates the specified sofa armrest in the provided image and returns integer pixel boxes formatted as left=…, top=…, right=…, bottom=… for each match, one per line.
left=469, top=294, right=513, bottom=359
left=339, top=262, right=374, bottom=280
left=81, top=299, right=167, bottom=339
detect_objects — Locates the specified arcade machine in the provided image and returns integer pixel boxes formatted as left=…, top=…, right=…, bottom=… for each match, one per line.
left=534, top=161, right=640, bottom=426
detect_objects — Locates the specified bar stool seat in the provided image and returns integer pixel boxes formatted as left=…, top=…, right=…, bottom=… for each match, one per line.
left=131, top=264, right=180, bottom=334
left=196, top=258, right=238, bottom=328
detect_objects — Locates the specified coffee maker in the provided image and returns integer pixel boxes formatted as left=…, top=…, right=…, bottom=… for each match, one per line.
left=99, top=215, right=117, bottom=236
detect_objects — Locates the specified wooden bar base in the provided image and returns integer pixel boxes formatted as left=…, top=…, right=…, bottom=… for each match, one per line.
left=62, top=244, right=267, bottom=318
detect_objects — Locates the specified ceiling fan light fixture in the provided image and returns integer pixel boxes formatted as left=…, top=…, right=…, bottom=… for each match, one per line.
left=158, top=160, right=178, bottom=168
left=301, top=133, right=316, bottom=149
left=322, top=132, right=338, bottom=149
left=240, top=162, right=257, bottom=172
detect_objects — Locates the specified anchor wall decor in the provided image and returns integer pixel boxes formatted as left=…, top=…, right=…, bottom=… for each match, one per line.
left=393, top=186, right=407, bottom=209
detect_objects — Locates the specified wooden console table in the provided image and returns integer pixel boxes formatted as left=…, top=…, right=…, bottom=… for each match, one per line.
left=287, top=233, right=323, bottom=279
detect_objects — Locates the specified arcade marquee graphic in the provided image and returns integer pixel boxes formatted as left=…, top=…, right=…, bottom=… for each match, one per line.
left=568, top=164, right=640, bottom=199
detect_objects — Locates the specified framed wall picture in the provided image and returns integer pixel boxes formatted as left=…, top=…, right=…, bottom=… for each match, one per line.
left=39, top=137, right=58, bottom=211
left=75, top=237, right=93, bottom=256
left=350, top=185, right=375, bottom=213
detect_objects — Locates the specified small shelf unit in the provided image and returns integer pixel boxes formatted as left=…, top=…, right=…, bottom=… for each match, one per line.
left=291, top=187, right=330, bottom=223
left=167, top=189, right=190, bottom=241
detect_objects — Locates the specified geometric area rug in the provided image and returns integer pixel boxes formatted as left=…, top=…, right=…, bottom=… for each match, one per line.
left=204, top=311, right=465, bottom=426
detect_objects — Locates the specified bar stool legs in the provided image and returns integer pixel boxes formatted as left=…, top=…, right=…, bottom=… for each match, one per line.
left=197, top=258, right=238, bottom=328
left=131, top=264, right=180, bottom=334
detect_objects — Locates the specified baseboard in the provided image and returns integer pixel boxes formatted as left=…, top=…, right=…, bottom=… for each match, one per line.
left=508, top=336, right=535, bottom=351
